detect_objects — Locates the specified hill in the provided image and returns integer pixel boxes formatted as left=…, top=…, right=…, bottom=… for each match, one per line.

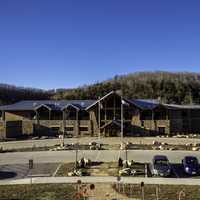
left=0, top=84, right=52, bottom=105
left=53, top=71, right=200, bottom=105
left=1, top=71, right=200, bottom=105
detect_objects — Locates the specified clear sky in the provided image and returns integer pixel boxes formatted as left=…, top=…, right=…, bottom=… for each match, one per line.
left=1, top=0, right=200, bottom=89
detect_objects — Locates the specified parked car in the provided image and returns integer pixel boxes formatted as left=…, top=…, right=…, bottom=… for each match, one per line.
left=149, top=155, right=171, bottom=177
left=182, top=156, right=200, bottom=175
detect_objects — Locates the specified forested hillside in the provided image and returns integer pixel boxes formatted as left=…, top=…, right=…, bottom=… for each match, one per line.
left=0, top=84, right=52, bottom=105
left=53, top=72, right=200, bottom=105
left=1, top=72, right=200, bottom=105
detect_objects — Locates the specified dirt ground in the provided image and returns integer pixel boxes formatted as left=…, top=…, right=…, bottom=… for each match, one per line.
left=87, top=162, right=119, bottom=176
left=85, top=184, right=138, bottom=200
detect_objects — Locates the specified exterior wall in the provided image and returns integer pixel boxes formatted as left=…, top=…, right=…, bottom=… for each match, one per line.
left=21, top=120, right=92, bottom=136
left=22, top=120, right=34, bottom=135
left=190, top=110, right=200, bottom=133
left=154, top=120, right=170, bottom=134
left=131, top=109, right=170, bottom=135
left=6, top=121, right=22, bottom=138
left=89, top=110, right=99, bottom=136
left=5, top=111, right=32, bottom=121
left=0, top=121, right=22, bottom=138
left=3, top=96, right=200, bottom=138
left=0, top=121, right=5, bottom=139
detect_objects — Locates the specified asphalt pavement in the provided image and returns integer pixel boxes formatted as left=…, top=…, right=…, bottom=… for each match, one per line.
left=1, top=150, right=200, bottom=165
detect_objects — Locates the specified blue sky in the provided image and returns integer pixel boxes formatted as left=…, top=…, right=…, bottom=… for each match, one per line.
left=1, top=0, right=200, bottom=89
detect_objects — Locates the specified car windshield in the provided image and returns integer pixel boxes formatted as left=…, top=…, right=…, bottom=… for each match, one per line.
left=186, top=158, right=198, bottom=165
left=155, top=159, right=168, bottom=165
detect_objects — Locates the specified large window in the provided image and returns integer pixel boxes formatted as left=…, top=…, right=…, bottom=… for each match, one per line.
left=79, top=111, right=89, bottom=120
left=154, top=110, right=167, bottom=120
left=37, top=107, right=50, bottom=120
left=140, top=110, right=152, bottom=120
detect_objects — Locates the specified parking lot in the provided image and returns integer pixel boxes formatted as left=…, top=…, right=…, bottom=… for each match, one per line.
left=0, top=163, right=59, bottom=180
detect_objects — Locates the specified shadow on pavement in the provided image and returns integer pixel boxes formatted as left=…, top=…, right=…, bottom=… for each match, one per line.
left=0, top=171, right=17, bottom=179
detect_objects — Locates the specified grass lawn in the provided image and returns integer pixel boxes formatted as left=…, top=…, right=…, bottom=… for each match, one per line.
left=113, top=184, right=200, bottom=200
left=0, top=184, right=78, bottom=200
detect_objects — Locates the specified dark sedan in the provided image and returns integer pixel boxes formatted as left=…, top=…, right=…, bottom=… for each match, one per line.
left=182, top=156, right=200, bottom=176
left=149, top=155, right=171, bottom=177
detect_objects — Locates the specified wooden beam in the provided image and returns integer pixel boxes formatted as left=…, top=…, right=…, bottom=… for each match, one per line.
left=49, top=110, right=51, bottom=120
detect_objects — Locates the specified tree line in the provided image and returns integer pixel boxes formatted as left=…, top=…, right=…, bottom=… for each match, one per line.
left=1, top=71, right=200, bottom=105
left=0, top=84, right=52, bottom=105
left=53, top=71, right=200, bottom=105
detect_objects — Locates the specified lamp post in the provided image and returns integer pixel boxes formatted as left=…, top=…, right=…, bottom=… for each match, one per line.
left=120, top=96, right=124, bottom=150
left=98, top=96, right=101, bottom=142
left=75, top=142, right=79, bottom=171
left=62, top=110, right=66, bottom=147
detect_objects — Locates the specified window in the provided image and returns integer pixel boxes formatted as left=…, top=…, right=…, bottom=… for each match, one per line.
left=158, top=127, right=165, bottom=134
left=80, top=127, right=88, bottom=132
left=182, top=111, right=188, bottom=118
left=65, top=127, right=73, bottom=131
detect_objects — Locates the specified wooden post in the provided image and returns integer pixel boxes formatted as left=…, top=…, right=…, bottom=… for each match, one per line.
left=152, top=110, right=154, bottom=130
left=105, top=101, right=107, bottom=125
left=76, top=109, right=79, bottom=137
left=49, top=110, right=51, bottom=120
left=2, top=111, right=5, bottom=121
left=36, top=110, right=39, bottom=125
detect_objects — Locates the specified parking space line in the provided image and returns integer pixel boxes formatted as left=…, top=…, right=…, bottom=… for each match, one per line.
left=52, top=164, right=62, bottom=177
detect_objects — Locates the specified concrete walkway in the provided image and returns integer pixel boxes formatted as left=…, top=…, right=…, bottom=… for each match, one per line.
left=0, top=176, right=200, bottom=186
left=1, top=136, right=200, bottom=150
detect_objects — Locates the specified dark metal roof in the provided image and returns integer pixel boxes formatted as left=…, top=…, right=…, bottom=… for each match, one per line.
left=163, top=103, right=200, bottom=110
left=1, top=94, right=200, bottom=112
left=0, top=100, right=96, bottom=111
left=128, top=99, right=160, bottom=110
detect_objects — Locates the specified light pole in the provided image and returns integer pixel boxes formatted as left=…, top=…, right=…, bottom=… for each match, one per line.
left=120, top=96, right=124, bottom=150
left=98, top=96, right=101, bottom=142
left=75, top=142, right=79, bottom=171
left=62, top=110, right=66, bottom=147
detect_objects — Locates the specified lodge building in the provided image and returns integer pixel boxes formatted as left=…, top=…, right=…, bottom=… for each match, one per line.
left=0, top=91, right=200, bottom=139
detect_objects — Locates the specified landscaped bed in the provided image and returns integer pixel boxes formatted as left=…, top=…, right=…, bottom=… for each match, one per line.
left=1, top=142, right=200, bottom=152
left=55, top=161, right=145, bottom=177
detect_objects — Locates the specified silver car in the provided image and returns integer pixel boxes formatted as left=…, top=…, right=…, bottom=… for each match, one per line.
left=149, top=155, right=171, bottom=177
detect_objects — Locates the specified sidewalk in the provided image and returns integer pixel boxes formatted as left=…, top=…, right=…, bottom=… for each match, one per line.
left=0, top=176, right=200, bottom=186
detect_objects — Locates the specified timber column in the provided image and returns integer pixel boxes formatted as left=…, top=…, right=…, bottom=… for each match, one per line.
left=76, top=109, right=79, bottom=137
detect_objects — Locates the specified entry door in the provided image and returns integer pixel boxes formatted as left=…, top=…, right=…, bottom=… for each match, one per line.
left=158, top=127, right=165, bottom=135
